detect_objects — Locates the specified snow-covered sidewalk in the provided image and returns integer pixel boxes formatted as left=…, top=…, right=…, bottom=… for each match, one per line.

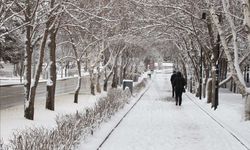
left=1, top=71, right=250, bottom=150
left=78, top=72, right=250, bottom=150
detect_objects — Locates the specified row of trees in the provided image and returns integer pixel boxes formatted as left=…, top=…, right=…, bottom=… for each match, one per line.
left=126, top=0, right=250, bottom=119
left=0, top=0, right=153, bottom=120
left=1, top=0, right=250, bottom=120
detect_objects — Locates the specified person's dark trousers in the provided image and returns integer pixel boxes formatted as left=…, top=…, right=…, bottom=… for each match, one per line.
left=172, top=84, right=175, bottom=98
left=175, top=89, right=183, bottom=106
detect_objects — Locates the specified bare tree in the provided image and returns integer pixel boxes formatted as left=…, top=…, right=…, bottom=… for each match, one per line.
left=204, top=0, right=250, bottom=119
left=45, top=0, right=63, bottom=111
left=17, top=0, right=62, bottom=120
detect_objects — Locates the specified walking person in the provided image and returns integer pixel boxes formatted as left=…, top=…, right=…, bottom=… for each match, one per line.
left=170, top=71, right=177, bottom=98
left=173, top=71, right=186, bottom=106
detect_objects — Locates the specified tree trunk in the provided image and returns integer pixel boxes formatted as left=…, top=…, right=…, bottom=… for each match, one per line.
left=203, top=59, right=210, bottom=98
left=119, top=63, right=123, bottom=85
left=64, top=61, right=69, bottom=77
left=245, top=95, right=250, bottom=120
left=96, top=66, right=101, bottom=93
left=119, top=57, right=125, bottom=85
left=46, top=29, right=57, bottom=110
left=111, top=66, right=118, bottom=88
left=123, top=63, right=128, bottom=80
left=91, top=82, right=95, bottom=95
left=25, top=28, right=49, bottom=120
left=211, top=66, right=216, bottom=104
left=19, top=60, right=24, bottom=83
left=23, top=0, right=33, bottom=119
left=61, top=65, right=63, bottom=78
left=73, top=59, right=81, bottom=103
left=46, top=84, right=55, bottom=110
left=207, top=78, right=213, bottom=103
left=25, top=86, right=35, bottom=120
left=242, top=0, right=250, bottom=120
left=203, top=81, right=207, bottom=99
left=24, top=0, right=52, bottom=118
left=195, top=84, right=201, bottom=97
left=219, top=58, right=227, bottom=88
left=90, top=69, right=95, bottom=95
left=230, top=79, right=233, bottom=92
left=180, top=57, right=187, bottom=80
left=13, top=64, right=17, bottom=76
left=103, top=68, right=113, bottom=91
left=74, top=61, right=82, bottom=103
left=45, top=0, right=58, bottom=110
left=186, top=51, right=200, bottom=82
left=129, top=65, right=134, bottom=80
left=103, top=80, right=108, bottom=91
left=233, top=82, right=237, bottom=93
left=23, top=10, right=32, bottom=117
left=32, top=51, right=36, bottom=79
left=103, top=68, right=108, bottom=91
left=84, top=52, right=88, bottom=72
left=133, top=64, right=139, bottom=82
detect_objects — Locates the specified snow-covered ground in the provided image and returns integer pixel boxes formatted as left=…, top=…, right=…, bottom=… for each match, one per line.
left=78, top=71, right=250, bottom=150
left=0, top=93, right=102, bottom=143
left=1, top=70, right=250, bottom=150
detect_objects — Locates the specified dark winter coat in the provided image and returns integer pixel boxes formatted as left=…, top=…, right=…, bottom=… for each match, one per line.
left=173, top=72, right=186, bottom=91
left=170, top=72, right=177, bottom=85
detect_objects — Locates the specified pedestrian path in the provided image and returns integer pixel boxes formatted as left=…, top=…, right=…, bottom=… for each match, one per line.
left=97, top=73, right=248, bottom=150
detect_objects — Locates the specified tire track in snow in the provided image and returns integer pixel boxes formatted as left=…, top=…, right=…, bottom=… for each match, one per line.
left=184, top=94, right=250, bottom=150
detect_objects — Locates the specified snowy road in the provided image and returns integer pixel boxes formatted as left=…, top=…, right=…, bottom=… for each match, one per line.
left=98, top=73, right=247, bottom=150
